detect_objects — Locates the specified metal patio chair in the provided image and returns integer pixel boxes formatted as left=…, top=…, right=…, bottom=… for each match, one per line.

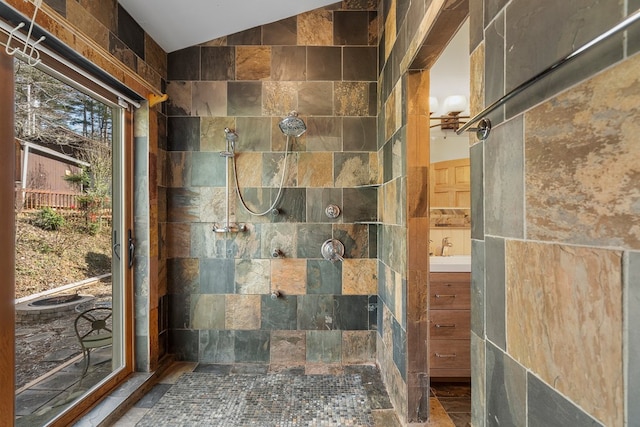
left=74, top=307, right=113, bottom=375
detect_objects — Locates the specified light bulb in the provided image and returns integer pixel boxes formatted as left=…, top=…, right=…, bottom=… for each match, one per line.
left=443, top=95, right=467, bottom=114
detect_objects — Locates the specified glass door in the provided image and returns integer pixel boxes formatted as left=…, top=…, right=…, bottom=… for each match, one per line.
left=13, top=57, right=131, bottom=426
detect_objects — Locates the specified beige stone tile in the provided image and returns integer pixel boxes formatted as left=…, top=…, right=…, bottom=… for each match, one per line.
left=385, top=88, right=397, bottom=141
left=394, top=83, right=402, bottom=136
left=234, top=152, right=263, bottom=187
left=525, top=52, right=640, bottom=249
left=394, top=272, right=403, bottom=322
left=236, top=46, right=271, bottom=80
left=369, top=152, right=380, bottom=185
left=298, top=10, right=333, bottom=46
left=166, top=81, right=192, bottom=115
left=235, top=259, right=270, bottom=294
left=263, top=81, right=299, bottom=117
left=158, top=361, right=197, bottom=384
left=298, top=152, right=333, bottom=187
left=426, top=397, right=455, bottom=426
left=342, top=330, right=376, bottom=364
left=342, top=259, right=377, bottom=295
left=383, top=181, right=398, bottom=226
left=384, top=0, right=396, bottom=60
left=335, top=82, right=371, bottom=116
left=77, top=0, right=116, bottom=32
left=225, top=295, right=261, bottom=330
left=335, top=154, right=371, bottom=187
left=200, top=117, right=235, bottom=152
left=469, top=42, right=484, bottom=118
left=305, top=364, right=344, bottom=375
left=270, top=331, right=306, bottom=365
left=66, top=0, right=109, bottom=50
left=271, top=259, right=307, bottom=295
left=507, top=240, right=622, bottom=426
left=192, top=294, right=225, bottom=329
left=372, top=409, right=402, bottom=427
left=199, top=187, right=227, bottom=223
left=382, top=304, right=393, bottom=349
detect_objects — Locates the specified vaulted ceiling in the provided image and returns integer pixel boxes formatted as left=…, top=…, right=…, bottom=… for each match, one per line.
left=117, top=0, right=339, bottom=53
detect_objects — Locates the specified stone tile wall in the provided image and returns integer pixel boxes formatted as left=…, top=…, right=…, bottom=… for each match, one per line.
left=470, top=0, right=640, bottom=425
left=377, top=0, right=440, bottom=423
left=164, top=2, right=380, bottom=370
left=43, top=0, right=166, bottom=91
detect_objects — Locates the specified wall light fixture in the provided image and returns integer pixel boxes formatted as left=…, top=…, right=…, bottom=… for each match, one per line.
left=429, top=95, right=469, bottom=131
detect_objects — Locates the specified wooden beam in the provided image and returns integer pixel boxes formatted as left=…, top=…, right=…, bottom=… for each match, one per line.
left=0, top=50, right=16, bottom=421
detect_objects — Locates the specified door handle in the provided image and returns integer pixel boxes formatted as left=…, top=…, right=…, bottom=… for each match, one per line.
left=112, top=230, right=120, bottom=260
left=128, top=229, right=135, bottom=269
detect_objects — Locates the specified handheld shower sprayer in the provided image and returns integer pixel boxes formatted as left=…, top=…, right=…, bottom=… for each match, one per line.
left=232, top=113, right=307, bottom=217
left=223, top=128, right=237, bottom=156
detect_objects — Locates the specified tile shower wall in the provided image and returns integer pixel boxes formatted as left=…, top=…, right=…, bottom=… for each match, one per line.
left=165, top=2, right=380, bottom=368
left=377, top=0, right=445, bottom=423
left=470, top=0, right=639, bottom=426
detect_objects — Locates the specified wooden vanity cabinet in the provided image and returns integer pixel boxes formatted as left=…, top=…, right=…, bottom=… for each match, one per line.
left=428, top=272, right=471, bottom=378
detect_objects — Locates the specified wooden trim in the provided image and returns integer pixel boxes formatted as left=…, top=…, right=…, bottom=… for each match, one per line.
left=0, top=50, right=15, bottom=420
left=3, top=0, right=162, bottom=98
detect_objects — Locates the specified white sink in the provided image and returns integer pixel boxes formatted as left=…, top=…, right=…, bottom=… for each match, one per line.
left=429, top=255, right=471, bottom=272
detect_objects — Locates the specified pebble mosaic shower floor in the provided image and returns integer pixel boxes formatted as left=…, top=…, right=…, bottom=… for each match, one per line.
left=136, top=372, right=374, bottom=426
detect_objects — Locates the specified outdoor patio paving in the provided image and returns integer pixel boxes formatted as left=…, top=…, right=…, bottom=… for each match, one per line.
left=15, top=347, right=112, bottom=426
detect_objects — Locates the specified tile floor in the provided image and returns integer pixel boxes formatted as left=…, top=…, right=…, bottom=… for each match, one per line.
left=112, top=363, right=471, bottom=426
left=430, top=382, right=471, bottom=427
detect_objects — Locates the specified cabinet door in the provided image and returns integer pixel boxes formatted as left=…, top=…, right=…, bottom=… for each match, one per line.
left=429, top=158, right=470, bottom=208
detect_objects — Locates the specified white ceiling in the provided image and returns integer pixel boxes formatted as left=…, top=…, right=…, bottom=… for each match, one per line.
left=118, top=0, right=339, bottom=53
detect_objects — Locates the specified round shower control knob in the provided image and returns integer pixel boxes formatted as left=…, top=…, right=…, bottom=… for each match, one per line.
left=325, top=204, right=341, bottom=219
left=321, top=239, right=345, bottom=262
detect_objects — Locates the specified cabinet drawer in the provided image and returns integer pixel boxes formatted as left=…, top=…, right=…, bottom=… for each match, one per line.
left=430, top=340, right=470, bottom=370
left=429, top=282, right=470, bottom=309
left=429, top=310, right=470, bottom=339
left=430, top=367, right=471, bottom=378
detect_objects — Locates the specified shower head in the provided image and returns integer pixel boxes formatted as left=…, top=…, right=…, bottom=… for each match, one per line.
left=278, top=111, right=307, bottom=138
left=224, top=128, right=238, bottom=142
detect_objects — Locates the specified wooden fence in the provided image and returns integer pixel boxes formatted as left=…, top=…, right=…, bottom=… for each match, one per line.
left=16, top=188, right=111, bottom=211
left=19, top=188, right=83, bottom=210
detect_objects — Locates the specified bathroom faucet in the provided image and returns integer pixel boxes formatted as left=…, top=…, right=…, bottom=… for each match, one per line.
left=441, top=237, right=453, bottom=256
